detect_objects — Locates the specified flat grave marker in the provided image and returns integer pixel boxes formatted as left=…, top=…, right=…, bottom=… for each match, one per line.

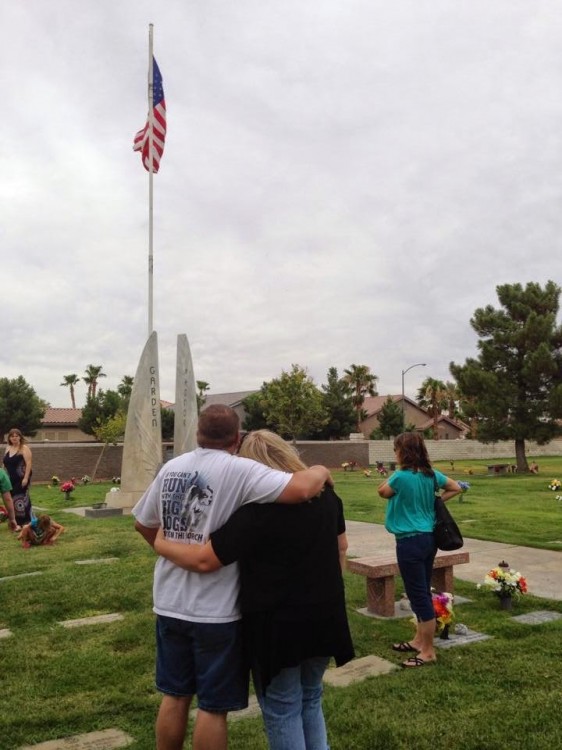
left=19, top=728, right=133, bottom=750
left=59, top=613, right=124, bottom=629
left=75, top=558, right=119, bottom=565
left=0, top=571, right=43, bottom=583
left=511, top=610, right=562, bottom=625
left=323, top=655, right=398, bottom=687
left=434, top=627, right=492, bottom=650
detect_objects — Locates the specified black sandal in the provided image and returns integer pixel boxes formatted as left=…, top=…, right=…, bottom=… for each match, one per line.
left=392, top=642, right=418, bottom=653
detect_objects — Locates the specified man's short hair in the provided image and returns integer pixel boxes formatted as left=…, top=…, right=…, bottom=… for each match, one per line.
left=197, top=404, right=240, bottom=450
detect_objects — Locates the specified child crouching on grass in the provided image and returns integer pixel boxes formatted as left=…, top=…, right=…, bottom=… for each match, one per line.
left=18, top=515, right=64, bottom=548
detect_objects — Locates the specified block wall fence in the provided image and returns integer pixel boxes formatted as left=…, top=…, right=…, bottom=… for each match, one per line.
left=25, top=438, right=562, bottom=482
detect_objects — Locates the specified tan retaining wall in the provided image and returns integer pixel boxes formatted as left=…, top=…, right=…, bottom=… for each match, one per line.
left=368, top=439, right=562, bottom=465
left=23, top=438, right=562, bottom=482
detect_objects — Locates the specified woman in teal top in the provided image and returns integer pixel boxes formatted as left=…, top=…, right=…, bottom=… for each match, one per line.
left=378, top=432, right=461, bottom=667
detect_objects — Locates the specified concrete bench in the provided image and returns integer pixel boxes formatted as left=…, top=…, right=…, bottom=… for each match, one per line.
left=348, top=550, right=470, bottom=617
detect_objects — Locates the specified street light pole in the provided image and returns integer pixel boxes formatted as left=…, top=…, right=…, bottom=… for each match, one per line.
left=401, top=363, right=427, bottom=432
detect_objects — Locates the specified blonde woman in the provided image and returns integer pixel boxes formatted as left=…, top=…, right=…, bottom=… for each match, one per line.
left=4, top=428, right=33, bottom=526
left=154, top=429, right=354, bottom=750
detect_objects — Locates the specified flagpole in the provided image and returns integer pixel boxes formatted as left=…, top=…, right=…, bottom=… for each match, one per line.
left=148, top=23, right=154, bottom=337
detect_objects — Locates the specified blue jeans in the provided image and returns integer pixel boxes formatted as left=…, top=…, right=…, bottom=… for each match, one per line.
left=254, top=657, right=330, bottom=750
left=396, top=532, right=437, bottom=622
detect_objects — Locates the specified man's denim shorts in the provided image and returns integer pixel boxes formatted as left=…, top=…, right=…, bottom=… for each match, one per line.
left=155, top=615, right=249, bottom=712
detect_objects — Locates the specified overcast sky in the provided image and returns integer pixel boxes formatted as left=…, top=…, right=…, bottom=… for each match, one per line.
left=2, top=1, right=561, bottom=409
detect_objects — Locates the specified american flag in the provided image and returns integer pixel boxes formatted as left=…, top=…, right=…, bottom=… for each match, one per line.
left=133, top=57, right=166, bottom=173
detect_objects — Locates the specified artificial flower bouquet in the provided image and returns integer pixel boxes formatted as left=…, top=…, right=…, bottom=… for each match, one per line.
left=480, top=565, right=528, bottom=598
left=433, top=591, right=454, bottom=635
left=548, top=479, right=561, bottom=492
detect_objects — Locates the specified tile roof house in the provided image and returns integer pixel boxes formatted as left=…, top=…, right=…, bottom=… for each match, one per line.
left=33, top=408, right=91, bottom=442
left=360, top=395, right=466, bottom=440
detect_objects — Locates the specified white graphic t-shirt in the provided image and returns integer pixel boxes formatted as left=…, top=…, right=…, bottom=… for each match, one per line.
left=132, top=448, right=292, bottom=623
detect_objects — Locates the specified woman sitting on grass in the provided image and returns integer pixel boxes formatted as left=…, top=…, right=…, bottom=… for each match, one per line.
left=18, top=515, right=64, bottom=548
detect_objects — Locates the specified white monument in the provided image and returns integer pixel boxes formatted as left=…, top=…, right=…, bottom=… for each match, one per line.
left=106, top=331, right=163, bottom=509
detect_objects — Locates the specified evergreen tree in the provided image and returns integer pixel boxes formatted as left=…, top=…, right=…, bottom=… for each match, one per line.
left=450, top=281, right=562, bottom=471
left=316, top=367, right=356, bottom=439
left=375, top=396, right=404, bottom=438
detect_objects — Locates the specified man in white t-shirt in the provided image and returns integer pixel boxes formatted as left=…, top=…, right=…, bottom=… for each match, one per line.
left=133, top=404, right=331, bottom=750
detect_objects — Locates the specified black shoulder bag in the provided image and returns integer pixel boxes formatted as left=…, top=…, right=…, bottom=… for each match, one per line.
left=433, top=475, right=463, bottom=551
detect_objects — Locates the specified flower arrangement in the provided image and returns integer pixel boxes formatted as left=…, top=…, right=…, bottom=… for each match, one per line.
left=363, top=469, right=372, bottom=478
left=341, top=461, right=357, bottom=472
left=479, top=563, right=528, bottom=599
left=60, top=480, right=75, bottom=500
left=51, top=475, right=60, bottom=486
left=548, top=479, right=561, bottom=492
left=81, top=475, right=91, bottom=485
left=433, top=591, right=454, bottom=637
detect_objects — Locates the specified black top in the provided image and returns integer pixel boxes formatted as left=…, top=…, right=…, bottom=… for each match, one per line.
left=211, top=485, right=355, bottom=691
left=3, top=451, right=30, bottom=496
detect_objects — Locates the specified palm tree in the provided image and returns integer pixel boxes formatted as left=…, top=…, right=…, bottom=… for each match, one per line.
left=417, top=377, right=447, bottom=440
left=117, top=375, right=134, bottom=400
left=343, top=364, right=378, bottom=432
left=444, top=381, right=460, bottom=419
left=83, top=365, right=107, bottom=399
left=196, top=380, right=210, bottom=413
left=60, top=374, right=80, bottom=409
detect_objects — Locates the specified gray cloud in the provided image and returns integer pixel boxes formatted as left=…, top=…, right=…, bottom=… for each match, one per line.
left=2, top=1, right=561, bottom=408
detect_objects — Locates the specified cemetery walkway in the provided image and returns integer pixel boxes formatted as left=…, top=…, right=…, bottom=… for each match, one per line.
left=346, top=520, right=562, bottom=601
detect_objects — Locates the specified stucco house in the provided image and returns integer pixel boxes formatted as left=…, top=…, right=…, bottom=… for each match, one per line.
left=360, top=395, right=430, bottom=438
left=359, top=395, right=467, bottom=440
left=32, top=408, right=91, bottom=442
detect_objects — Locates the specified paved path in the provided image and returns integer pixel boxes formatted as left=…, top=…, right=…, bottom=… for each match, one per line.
left=346, top=521, right=562, bottom=601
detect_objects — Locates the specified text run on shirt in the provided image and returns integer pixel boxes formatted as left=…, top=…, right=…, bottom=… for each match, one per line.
left=161, top=470, right=216, bottom=543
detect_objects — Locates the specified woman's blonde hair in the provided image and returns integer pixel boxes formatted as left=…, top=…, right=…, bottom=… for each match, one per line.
left=238, top=429, right=307, bottom=473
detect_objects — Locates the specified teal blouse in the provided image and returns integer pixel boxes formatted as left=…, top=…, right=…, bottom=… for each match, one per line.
left=384, top=468, right=447, bottom=538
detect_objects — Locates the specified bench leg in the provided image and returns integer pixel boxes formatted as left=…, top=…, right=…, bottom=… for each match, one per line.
left=366, top=575, right=396, bottom=617
left=432, top=566, right=453, bottom=594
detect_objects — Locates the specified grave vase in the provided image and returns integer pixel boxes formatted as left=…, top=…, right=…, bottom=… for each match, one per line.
left=499, top=594, right=513, bottom=611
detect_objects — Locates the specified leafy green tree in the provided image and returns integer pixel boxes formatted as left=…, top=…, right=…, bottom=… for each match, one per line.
left=60, top=374, right=80, bottom=409
left=241, top=392, right=269, bottom=432
left=316, top=367, right=356, bottom=439
left=78, top=389, right=124, bottom=437
left=0, top=376, right=47, bottom=439
left=94, top=411, right=127, bottom=445
left=343, top=364, right=378, bottom=432
left=375, top=396, right=404, bottom=438
left=196, top=381, right=210, bottom=413
left=260, top=365, right=328, bottom=441
left=83, top=364, right=106, bottom=399
left=417, top=377, right=447, bottom=439
left=450, top=281, right=562, bottom=471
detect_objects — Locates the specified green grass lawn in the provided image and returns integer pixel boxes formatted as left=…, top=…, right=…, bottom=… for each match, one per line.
left=1, top=462, right=562, bottom=749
